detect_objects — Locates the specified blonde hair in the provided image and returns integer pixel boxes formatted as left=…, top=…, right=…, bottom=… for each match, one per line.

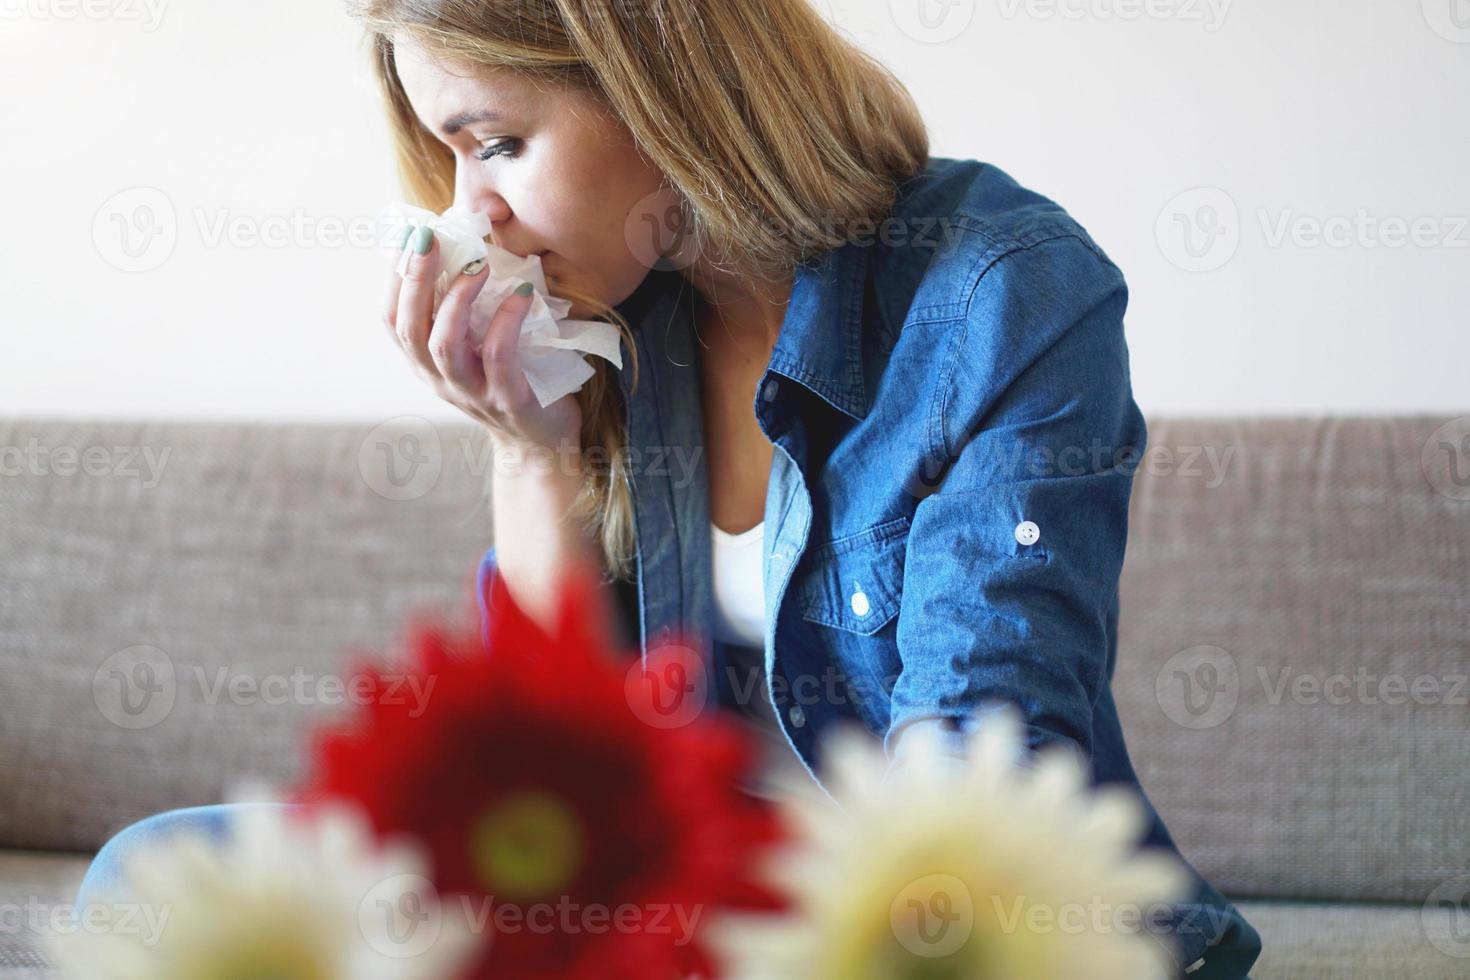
left=349, top=0, right=929, bottom=583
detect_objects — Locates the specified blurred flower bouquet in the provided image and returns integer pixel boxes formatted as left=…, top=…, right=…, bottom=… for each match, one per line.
left=51, top=562, right=1192, bottom=979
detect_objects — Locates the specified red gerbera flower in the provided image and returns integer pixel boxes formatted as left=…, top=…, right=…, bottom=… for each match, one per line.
left=292, top=560, right=787, bottom=980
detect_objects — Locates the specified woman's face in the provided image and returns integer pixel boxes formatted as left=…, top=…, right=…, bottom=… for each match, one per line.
left=392, top=36, right=669, bottom=318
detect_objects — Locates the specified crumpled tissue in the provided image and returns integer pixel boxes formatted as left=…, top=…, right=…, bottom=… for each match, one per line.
left=380, top=202, right=623, bottom=407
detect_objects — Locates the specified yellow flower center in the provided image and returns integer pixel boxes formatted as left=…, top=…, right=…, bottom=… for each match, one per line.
left=183, top=937, right=333, bottom=980
left=469, top=790, right=584, bottom=900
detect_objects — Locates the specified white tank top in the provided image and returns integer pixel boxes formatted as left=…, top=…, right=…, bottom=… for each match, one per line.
left=710, top=518, right=810, bottom=797
left=710, top=520, right=766, bottom=648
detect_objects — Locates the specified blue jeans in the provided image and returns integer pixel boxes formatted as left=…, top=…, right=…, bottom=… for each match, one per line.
left=73, top=802, right=302, bottom=910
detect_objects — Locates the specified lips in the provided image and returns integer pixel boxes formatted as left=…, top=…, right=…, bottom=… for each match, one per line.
left=492, top=241, right=548, bottom=259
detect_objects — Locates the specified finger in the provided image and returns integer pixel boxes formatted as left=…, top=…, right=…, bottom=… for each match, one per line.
left=381, top=223, right=414, bottom=339
left=395, top=225, right=441, bottom=359
left=480, top=284, right=538, bottom=406
left=428, top=262, right=492, bottom=390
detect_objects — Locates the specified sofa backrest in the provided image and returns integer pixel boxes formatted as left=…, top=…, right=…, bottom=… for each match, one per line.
left=1113, top=415, right=1469, bottom=905
left=1, top=414, right=1466, bottom=907
left=0, top=417, right=493, bottom=852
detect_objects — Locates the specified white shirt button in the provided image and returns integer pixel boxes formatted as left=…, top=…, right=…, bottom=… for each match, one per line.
left=1014, top=520, right=1040, bottom=546
left=762, top=378, right=779, bottom=402
left=850, top=590, right=871, bottom=617
left=788, top=704, right=805, bottom=728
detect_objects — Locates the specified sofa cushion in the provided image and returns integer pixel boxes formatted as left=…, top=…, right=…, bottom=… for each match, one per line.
left=4, top=870, right=1459, bottom=980
left=0, top=849, right=90, bottom=979
left=1236, top=898, right=1469, bottom=979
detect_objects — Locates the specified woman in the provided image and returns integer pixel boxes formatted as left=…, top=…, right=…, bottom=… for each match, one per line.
left=75, top=2, right=1260, bottom=976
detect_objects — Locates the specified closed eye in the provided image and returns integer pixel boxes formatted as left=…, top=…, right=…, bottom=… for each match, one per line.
left=475, top=138, right=522, bottom=162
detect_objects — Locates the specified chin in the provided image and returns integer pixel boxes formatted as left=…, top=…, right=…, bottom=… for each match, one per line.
left=564, top=299, right=595, bottom=320
left=543, top=271, right=595, bottom=318
left=543, top=264, right=628, bottom=321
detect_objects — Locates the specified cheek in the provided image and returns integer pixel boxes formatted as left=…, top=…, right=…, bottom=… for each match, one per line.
left=550, top=251, right=652, bottom=320
left=531, top=138, right=662, bottom=311
left=540, top=199, right=655, bottom=309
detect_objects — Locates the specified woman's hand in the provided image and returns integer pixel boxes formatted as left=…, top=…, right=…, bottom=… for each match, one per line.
left=383, top=226, right=583, bottom=453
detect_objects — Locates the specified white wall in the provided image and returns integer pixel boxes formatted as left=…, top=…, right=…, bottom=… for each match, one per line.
left=2, top=0, right=1465, bottom=422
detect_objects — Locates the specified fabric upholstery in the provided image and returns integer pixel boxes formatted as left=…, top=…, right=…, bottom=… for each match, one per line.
left=1113, top=416, right=1469, bottom=904
left=0, top=417, right=494, bottom=851
left=1, top=413, right=1466, bottom=978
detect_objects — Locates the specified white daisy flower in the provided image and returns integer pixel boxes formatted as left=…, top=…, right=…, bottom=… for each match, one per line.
left=708, top=703, right=1194, bottom=980
left=49, top=790, right=481, bottom=980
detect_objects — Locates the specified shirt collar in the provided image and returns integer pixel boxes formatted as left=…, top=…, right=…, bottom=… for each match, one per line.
left=608, top=242, right=871, bottom=661
left=765, top=240, right=872, bottom=421
left=615, top=239, right=873, bottom=424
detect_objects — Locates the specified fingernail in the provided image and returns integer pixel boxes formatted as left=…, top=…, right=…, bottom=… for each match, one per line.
left=411, top=225, right=435, bottom=256
left=461, top=258, right=487, bottom=277
left=396, top=224, right=414, bottom=251
left=514, top=281, right=534, bottom=297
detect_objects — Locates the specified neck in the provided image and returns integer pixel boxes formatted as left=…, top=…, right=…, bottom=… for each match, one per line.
left=681, top=259, right=795, bottom=352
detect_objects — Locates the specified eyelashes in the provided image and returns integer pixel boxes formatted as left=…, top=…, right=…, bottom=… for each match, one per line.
left=474, top=138, right=522, bottom=162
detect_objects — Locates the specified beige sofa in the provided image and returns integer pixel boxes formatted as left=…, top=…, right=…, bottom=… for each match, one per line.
left=1, top=414, right=1466, bottom=978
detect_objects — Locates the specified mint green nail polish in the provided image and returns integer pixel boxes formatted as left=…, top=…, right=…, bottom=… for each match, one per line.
left=411, top=225, right=435, bottom=256
left=514, top=281, right=534, bottom=297
left=396, top=224, right=414, bottom=250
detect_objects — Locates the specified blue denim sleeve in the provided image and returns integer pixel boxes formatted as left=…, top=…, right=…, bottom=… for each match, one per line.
left=476, top=545, right=500, bottom=649
left=475, top=544, right=639, bottom=653
left=888, top=234, right=1145, bottom=769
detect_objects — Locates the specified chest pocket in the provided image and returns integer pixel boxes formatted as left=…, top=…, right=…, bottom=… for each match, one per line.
left=794, top=516, right=910, bottom=635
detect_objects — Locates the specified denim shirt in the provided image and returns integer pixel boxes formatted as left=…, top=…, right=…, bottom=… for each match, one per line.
left=477, top=157, right=1261, bottom=978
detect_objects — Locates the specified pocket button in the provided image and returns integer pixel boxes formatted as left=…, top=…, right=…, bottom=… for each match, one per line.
left=850, top=589, right=871, bottom=617
left=1014, top=520, right=1041, bottom=546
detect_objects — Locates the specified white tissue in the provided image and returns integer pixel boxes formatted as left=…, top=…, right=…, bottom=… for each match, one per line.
left=380, top=202, right=624, bottom=407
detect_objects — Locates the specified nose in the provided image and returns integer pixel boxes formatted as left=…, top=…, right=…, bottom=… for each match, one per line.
left=454, top=162, right=511, bottom=227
